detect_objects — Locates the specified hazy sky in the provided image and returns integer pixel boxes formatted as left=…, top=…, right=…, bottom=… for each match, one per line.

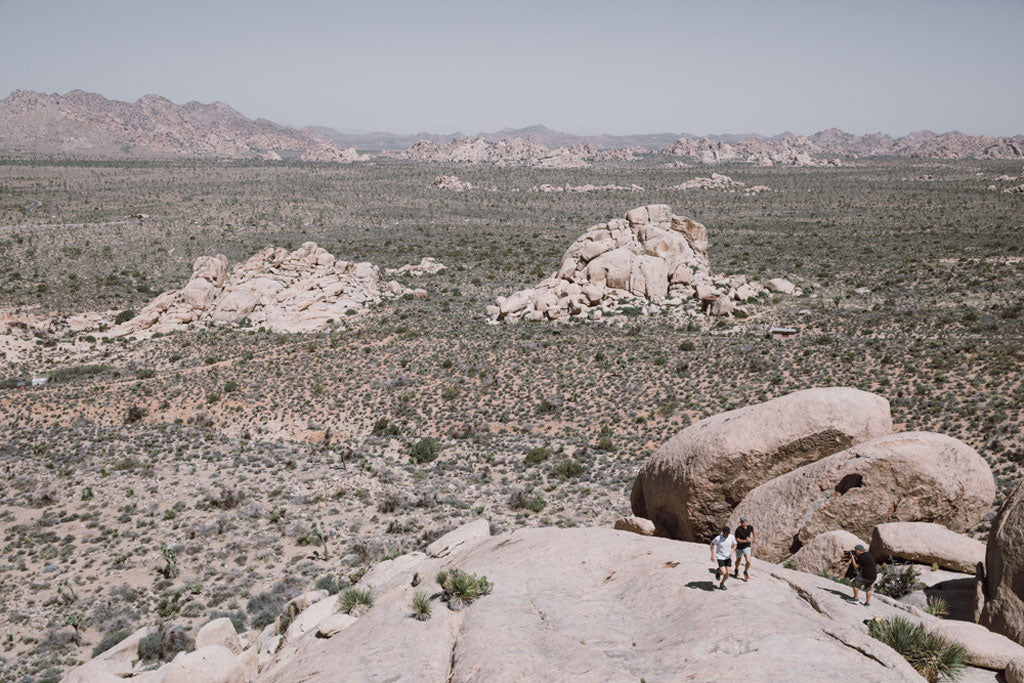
left=1, top=0, right=1021, bottom=136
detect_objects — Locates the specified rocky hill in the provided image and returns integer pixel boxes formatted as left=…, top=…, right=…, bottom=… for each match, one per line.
left=0, top=90, right=368, bottom=161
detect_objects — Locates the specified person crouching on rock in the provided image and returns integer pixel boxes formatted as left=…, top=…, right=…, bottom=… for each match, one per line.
left=710, top=525, right=737, bottom=590
left=848, top=544, right=877, bottom=607
left=733, top=516, right=755, bottom=582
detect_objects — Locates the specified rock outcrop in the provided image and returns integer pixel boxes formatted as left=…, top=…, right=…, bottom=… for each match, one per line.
left=870, top=522, right=986, bottom=574
left=403, top=136, right=598, bottom=168
left=732, top=432, right=996, bottom=562
left=385, top=257, right=448, bottom=277
left=108, top=243, right=413, bottom=336
left=432, top=174, right=474, bottom=191
left=488, top=204, right=796, bottom=323
left=671, top=173, right=771, bottom=195
left=530, top=183, right=643, bottom=193
left=631, top=387, right=893, bottom=541
left=982, top=482, right=1024, bottom=644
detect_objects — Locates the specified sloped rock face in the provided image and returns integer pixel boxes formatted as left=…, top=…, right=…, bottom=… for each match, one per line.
left=982, top=482, right=1024, bottom=644
left=732, top=432, right=996, bottom=563
left=108, top=242, right=409, bottom=336
left=870, top=522, right=986, bottom=574
left=631, top=387, right=892, bottom=541
left=258, top=526, right=922, bottom=682
left=490, top=204, right=786, bottom=322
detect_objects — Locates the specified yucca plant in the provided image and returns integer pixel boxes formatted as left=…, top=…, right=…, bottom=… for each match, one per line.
left=867, top=616, right=967, bottom=682
left=436, top=568, right=494, bottom=611
left=875, top=562, right=924, bottom=599
left=411, top=590, right=432, bottom=621
left=925, top=596, right=950, bottom=618
left=337, top=587, right=375, bottom=617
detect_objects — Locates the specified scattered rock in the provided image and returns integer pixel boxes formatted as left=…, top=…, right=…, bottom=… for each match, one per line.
left=631, top=387, right=892, bottom=541
left=671, top=173, right=769, bottom=195
left=385, top=257, right=447, bottom=276
left=613, top=516, right=656, bottom=536
left=432, top=174, right=473, bottom=191
left=870, top=522, right=986, bottom=573
left=733, top=431, right=996, bottom=562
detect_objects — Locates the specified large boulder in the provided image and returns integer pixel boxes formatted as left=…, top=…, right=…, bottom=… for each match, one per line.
left=195, top=618, right=242, bottom=655
left=870, top=522, right=986, bottom=573
left=732, top=432, right=996, bottom=562
left=631, top=387, right=893, bottom=541
left=789, top=530, right=867, bottom=577
left=981, top=482, right=1024, bottom=644
left=160, top=645, right=246, bottom=683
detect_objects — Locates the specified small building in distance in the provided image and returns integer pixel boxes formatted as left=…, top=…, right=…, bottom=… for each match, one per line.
left=31, top=376, right=49, bottom=387
left=768, top=326, right=798, bottom=340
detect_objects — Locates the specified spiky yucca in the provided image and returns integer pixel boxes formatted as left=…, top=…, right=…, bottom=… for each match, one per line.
left=411, top=590, right=432, bottom=621
left=337, top=587, right=375, bottom=616
left=867, top=616, right=966, bottom=682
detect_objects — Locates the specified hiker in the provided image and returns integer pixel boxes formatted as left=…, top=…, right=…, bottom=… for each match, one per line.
left=733, top=516, right=755, bottom=581
left=710, top=525, right=737, bottom=590
left=848, top=544, right=877, bottom=607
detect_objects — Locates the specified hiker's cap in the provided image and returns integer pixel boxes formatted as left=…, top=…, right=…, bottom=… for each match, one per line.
left=740, top=516, right=748, bottom=522
left=854, top=544, right=867, bottom=552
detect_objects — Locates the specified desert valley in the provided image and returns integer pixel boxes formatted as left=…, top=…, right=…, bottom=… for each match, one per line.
left=0, top=73, right=1022, bottom=683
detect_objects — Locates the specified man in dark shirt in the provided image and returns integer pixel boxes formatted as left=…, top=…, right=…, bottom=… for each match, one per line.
left=733, top=517, right=756, bottom=581
left=849, top=544, right=877, bottom=607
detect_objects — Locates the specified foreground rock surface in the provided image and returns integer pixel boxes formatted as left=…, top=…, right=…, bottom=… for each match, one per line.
left=982, top=482, right=1024, bottom=644
left=870, top=522, right=986, bottom=574
left=733, top=432, right=996, bottom=562
left=631, top=387, right=892, bottom=540
left=259, top=526, right=922, bottom=682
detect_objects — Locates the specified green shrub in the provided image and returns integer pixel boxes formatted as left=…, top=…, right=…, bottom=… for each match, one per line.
left=296, top=527, right=325, bottom=546
left=247, top=577, right=305, bottom=630
left=114, top=310, right=135, bottom=325
left=409, top=438, right=441, bottom=464
left=372, top=418, right=400, bottom=437
left=135, top=369, right=156, bottom=379
left=314, top=574, right=347, bottom=595
left=596, top=436, right=615, bottom=452
left=867, top=616, right=967, bottom=682
left=876, top=562, right=923, bottom=599
left=137, top=623, right=194, bottom=662
left=338, top=587, right=375, bottom=616
left=436, top=569, right=493, bottom=611
left=524, top=447, right=550, bottom=465
left=91, top=629, right=130, bottom=657
left=925, top=596, right=950, bottom=618
left=411, top=590, right=432, bottom=621
left=550, top=458, right=585, bottom=479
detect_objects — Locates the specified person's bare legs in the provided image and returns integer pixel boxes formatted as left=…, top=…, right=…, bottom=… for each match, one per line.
left=865, top=588, right=872, bottom=606
left=852, top=585, right=860, bottom=603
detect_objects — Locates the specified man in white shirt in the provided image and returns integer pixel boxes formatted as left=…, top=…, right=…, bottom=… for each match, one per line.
left=710, top=525, right=737, bottom=590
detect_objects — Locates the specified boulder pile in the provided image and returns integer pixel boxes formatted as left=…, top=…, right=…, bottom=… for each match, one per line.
left=487, top=204, right=796, bottom=323
left=385, top=257, right=447, bottom=277
left=530, top=183, right=644, bottom=193
left=432, top=174, right=474, bottom=191
left=108, top=243, right=421, bottom=336
left=631, top=387, right=996, bottom=565
left=672, top=173, right=770, bottom=195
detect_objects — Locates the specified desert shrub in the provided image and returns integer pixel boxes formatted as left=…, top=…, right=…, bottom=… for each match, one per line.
left=372, top=418, right=400, bottom=437
left=411, top=590, right=432, bottom=621
left=314, top=573, right=347, bottom=595
left=337, top=587, right=375, bottom=616
left=137, top=623, right=194, bottom=662
left=435, top=569, right=493, bottom=611
left=209, top=608, right=246, bottom=632
left=876, top=562, right=923, bottom=599
left=867, top=616, right=966, bottom=682
left=247, top=577, right=304, bottom=630
left=536, top=399, right=557, bottom=415
left=296, top=527, right=325, bottom=546
left=114, top=309, right=135, bottom=324
left=550, top=458, right=585, bottom=479
left=91, top=628, right=131, bottom=657
left=524, top=447, right=550, bottom=465
left=409, top=437, right=441, bottom=464
left=135, top=369, right=156, bottom=379
left=206, top=487, right=245, bottom=510
left=125, top=405, right=147, bottom=423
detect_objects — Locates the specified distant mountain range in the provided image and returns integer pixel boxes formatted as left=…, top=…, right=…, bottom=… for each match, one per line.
left=2, top=89, right=1022, bottom=162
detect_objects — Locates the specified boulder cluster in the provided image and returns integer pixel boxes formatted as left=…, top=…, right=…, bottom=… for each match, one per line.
left=671, top=173, right=771, bottom=195
left=488, top=204, right=797, bottom=323
left=630, top=388, right=995, bottom=561
left=108, top=243, right=425, bottom=336
left=529, top=183, right=644, bottom=193
left=432, top=174, right=474, bottom=191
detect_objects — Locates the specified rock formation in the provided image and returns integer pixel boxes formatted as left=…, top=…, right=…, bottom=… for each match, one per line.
left=0, top=89, right=368, bottom=162
left=108, top=243, right=415, bottom=336
left=530, top=183, right=643, bottom=193
left=385, top=257, right=448, bottom=277
left=630, top=387, right=893, bottom=540
left=432, top=174, right=474, bottom=191
left=402, top=136, right=603, bottom=168
left=870, top=522, right=986, bottom=574
left=731, top=431, right=996, bottom=562
left=981, top=482, right=1024, bottom=644
left=487, top=204, right=795, bottom=323
left=789, top=529, right=867, bottom=577
left=671, top=173, right=771, bottom=194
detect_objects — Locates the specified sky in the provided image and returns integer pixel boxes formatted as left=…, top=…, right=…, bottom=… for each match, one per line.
left=0, top=0, right=1021, bottom=136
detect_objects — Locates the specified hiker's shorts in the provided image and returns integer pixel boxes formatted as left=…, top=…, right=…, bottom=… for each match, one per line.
left=736, top=547, right=751, bottom=557
left=716, top=558, right=732, bottom=568
left=852, top=576, right=874, bottom=590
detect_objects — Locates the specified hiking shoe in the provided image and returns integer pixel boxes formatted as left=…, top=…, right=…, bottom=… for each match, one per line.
left=744, top=574, right=750, bottom=582
left=719, top=584, right=727, bottom=591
